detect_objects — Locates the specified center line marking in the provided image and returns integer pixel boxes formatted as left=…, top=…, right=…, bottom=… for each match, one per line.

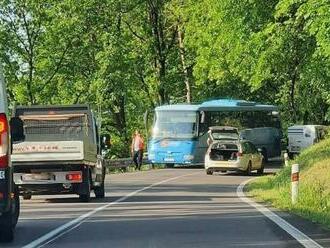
left=237, top=178, right=323, bottom=248
left=23, top=171, right=200, bottom=248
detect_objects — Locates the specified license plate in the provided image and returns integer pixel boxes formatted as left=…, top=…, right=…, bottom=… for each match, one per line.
left=164, top=157, right=175, bottom=162
left=22, top=173, right=53, bottom=181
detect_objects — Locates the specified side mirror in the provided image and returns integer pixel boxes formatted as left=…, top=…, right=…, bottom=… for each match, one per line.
left=10, top=117, right=25, bottom=142
left=101, top=134, right=111, bottom=149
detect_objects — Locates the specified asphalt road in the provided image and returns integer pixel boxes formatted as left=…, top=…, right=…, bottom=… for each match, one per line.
left=2, top=165, right=330, bottom=248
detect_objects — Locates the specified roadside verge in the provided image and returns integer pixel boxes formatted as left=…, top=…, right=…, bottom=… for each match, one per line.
left=238, top=179, right=323, bottom=248
left=248, top=137, right=330, bottom=230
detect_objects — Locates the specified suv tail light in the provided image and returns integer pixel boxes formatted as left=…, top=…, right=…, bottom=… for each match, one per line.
left=0, top=113, right=9, bottom=168
left=236, top=152, right=242, bottom=158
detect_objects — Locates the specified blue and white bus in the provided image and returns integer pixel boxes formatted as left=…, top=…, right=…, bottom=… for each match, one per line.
left=147, top=99, right=281, bottom=166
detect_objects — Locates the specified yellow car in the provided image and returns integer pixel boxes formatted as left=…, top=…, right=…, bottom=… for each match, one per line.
left=204, top=126, right=264, bottom=175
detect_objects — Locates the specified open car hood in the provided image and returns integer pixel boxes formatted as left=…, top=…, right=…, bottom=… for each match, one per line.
left=208, top=126, right=239, bottom=141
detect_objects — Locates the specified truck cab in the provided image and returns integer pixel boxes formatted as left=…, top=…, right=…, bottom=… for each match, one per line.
left=0, top=65, right=20, bottom=242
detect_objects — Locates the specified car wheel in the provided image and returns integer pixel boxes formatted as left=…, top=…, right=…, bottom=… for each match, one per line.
left=0, top=187, right=19, bottom=242
left=262, top=148, right=268, bottom=163
left=257, top=160, right=265, bottom=175
left=0, top=226, right=14, bottom=242
left=288, top=152, right=294, bottom=160
left=206, top=170, right=213, bottom=175
left=245, top=161, right=252, bottom=176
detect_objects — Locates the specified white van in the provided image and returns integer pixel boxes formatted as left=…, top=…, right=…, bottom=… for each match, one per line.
left=287, top=125, right=328, bottom=158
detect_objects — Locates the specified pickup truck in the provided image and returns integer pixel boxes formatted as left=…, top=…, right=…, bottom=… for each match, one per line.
left=11, top=105, right=107, bottom=202
left=0, top=65, right=21, bottom=242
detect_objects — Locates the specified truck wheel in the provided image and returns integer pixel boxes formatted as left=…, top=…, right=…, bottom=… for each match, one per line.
left=94, top=183, right=105, bottom=199
left=0, top=187, right=20, bottom=242
left=94, top=169, right=105, bottom=199
left=79, top=178, right=91, bottom=203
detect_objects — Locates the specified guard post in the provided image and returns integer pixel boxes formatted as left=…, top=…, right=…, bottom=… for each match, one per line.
left=291, top=164, right=299, bottom=204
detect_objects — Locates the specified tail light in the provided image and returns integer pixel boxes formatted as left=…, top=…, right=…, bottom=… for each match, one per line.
left=66, top=172, right=82, bottom=182
left=0, top=113, right=9, bottom=168
left=236, top=152, right=242, bottom=158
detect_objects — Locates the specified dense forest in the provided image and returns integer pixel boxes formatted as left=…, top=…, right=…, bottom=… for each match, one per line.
left=0, top=0, right=329, bottom=157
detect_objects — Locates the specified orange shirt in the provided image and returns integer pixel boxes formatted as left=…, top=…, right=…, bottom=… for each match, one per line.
left=132, top=135, right=144, bottom=151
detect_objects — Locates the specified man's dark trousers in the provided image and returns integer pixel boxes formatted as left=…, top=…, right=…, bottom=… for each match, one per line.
left=133, top=150, right=143, bottom=170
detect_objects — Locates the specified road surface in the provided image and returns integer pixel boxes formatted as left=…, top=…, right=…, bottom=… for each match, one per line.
left=3, top=166, right=330, bottom=248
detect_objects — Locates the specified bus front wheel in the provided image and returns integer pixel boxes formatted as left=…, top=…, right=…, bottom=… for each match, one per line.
left=166, top=163, right=175, bottom=168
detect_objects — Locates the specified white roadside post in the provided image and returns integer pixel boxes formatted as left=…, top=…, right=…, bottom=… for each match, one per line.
left=291, top=164, right=299, bottom=204
left=284, top=152, right=289, bottom=167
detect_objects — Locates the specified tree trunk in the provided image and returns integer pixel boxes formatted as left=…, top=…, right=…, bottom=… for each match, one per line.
left=27, top=56, right=35, bottom=104
left=147, top=0, right=168, bottom=105
left=177, top=26, right=191, bottom=103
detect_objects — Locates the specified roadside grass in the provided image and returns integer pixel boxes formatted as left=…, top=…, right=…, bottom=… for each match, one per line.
left=248, top=138, right=330, bottom=229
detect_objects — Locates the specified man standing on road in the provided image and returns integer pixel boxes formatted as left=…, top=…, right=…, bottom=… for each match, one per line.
left=131, top=130, right=144, bottom=170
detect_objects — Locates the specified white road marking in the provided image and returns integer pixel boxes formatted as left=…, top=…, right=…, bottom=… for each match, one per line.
left=237, top=178, right=323, bottom=248
left=23, top=172, right=199, bottom=248
left=20, top=200, right=246, bottom=213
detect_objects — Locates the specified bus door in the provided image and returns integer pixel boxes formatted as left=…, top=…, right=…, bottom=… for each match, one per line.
left=194, top=111, right=209, bottom=164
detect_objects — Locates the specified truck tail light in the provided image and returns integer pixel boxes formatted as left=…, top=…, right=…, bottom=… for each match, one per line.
left=66, top=172, right=82, bottom=182
left=0, top=113, right=9, bottom=168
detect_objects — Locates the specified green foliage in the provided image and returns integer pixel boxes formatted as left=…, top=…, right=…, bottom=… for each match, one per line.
left=0, top=0, right=330, bottom=156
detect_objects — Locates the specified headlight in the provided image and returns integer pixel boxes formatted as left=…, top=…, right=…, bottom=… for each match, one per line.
left=184, top=154, right=194, bottom=161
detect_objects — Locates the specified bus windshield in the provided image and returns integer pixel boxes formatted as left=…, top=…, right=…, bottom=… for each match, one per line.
left=152, top=111, right=198, bottom=139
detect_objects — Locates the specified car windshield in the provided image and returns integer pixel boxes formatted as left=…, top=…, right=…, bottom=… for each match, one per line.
left=152, top=111, right=197, bottom=139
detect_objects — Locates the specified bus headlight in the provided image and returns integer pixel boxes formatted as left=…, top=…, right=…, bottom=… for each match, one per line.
left=184, top=155, right=194, bottom=161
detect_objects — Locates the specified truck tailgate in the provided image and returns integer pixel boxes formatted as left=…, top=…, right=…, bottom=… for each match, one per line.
left=12, top=141, right=84, bottom=162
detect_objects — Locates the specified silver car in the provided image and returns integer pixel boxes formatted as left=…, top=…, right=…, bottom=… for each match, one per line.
left=205, top=126, right=264, bottom=175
